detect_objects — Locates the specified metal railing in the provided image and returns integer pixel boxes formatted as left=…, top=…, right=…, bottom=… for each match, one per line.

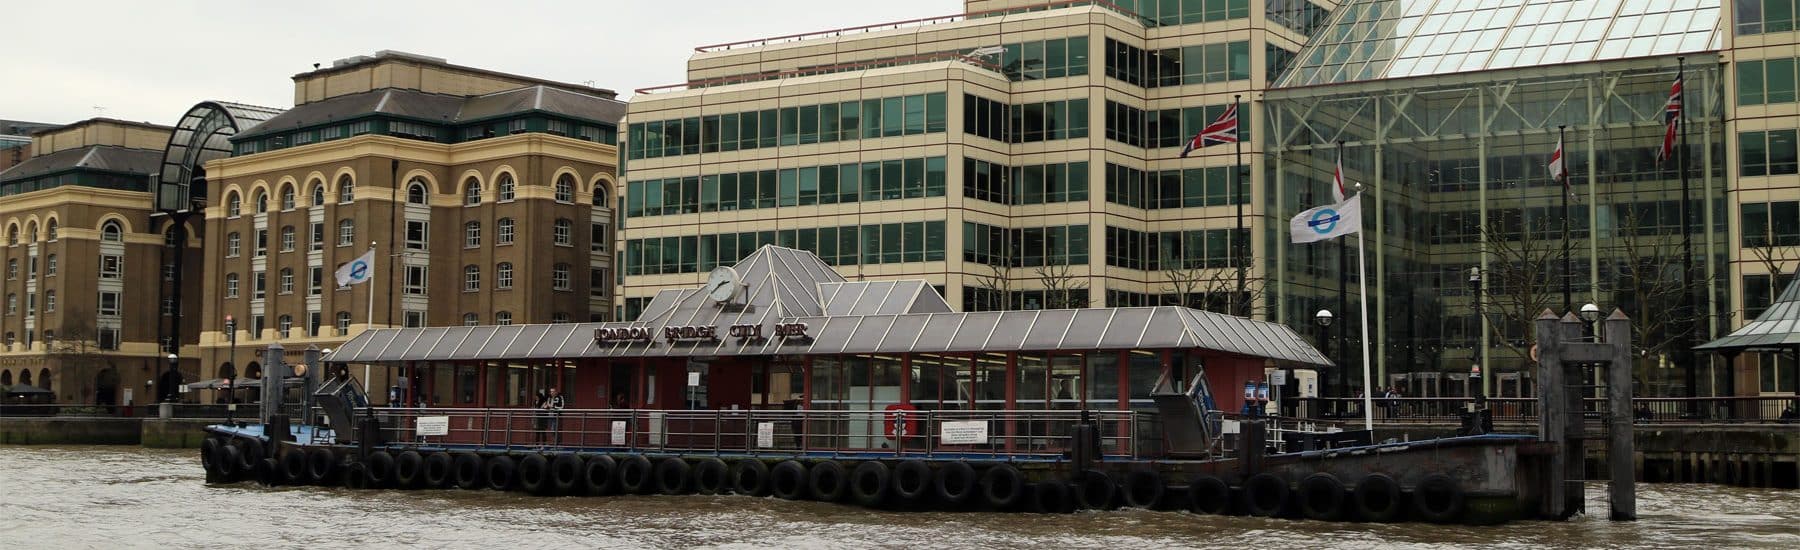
left=0, top=403, right=238, bottom=419
left=1290, top=396, right=1800, bottom=425
left=691, top=1, right=1142, bottom=53
left=344, top=407, right=1156, bottom=460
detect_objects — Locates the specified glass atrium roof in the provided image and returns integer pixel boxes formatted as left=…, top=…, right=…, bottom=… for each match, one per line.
left=1276, top=0, right=1722, bottom=88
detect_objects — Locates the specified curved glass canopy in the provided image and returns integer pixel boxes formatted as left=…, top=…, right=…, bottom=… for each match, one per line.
left=156, top=101, right=284, bottom=211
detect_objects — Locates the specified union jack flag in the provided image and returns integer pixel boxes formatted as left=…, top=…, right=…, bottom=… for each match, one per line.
left=1180, top=103, right=1238, bottom=158
left=1656, top=72, right=1682, bottom=165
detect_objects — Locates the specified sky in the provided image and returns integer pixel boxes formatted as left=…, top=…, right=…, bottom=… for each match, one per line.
left=3, top=0, right=957, bottom=126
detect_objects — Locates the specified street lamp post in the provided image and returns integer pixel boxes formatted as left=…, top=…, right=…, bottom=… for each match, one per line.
left=225, top=315, right=237, bottom=423
left=1315, top=309, right=1334, bottom=410
left=1580, top=303, right=1602, bottom=339
left=165, top=353, right=178, bottom=404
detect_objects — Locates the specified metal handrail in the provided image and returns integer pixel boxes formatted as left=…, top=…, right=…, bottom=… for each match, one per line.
left=691, top=0, right=1142, bottom=53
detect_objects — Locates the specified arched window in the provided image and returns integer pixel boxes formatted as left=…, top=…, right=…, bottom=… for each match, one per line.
left=462, top=312, right=479, bottom=326
left=18, top=369, right=29, bottom=386
left=337, top=174, right=355, bottom=204
left=253, top=191, right=268, bottom=213
left=164, top=228, right=178, bottom=247
left=463, top=265, right=480, bottom=291
left=280, top=185, right=296, bottom=210
left=46, top=220, right=57, bottom=241
left=497, top=173, right=516, bottom=201
left=245, top=363, right=262, bottom=379
left=101, top=221, right=123, bottom=242
left=0, top=370, right=9, bottom=386
left=496, top=262, right=514, bottom=289
left=407, top=179, right=429, bottom=205
left=553, top=218, right=572, bottom=245
left=226, top=192, right=242, bottom=217
left=497, top=218, right=515, bottom=245
left=463, top=177, right=481, bottom=206
left=219, top=362, right=237, bottom=381
left=554, top=173, right=575, bottom=202
left=335, top=311, right=352, bottom=335
left=592, top=182, right=610, bottom=207
left=224, top=273, right=240, bottom=298
left=464, top=221, right=481, bottom=248
left=38, top=368, right=50, bottom=389
left=4, top=225, right=14, bottom=245
left=495, top=311, right=513, bottom=326
left=26, top=222, right=37, bottom=242
left=552, top=312, right=570, bottom=323
left=311, top=181, right=326, bottom=206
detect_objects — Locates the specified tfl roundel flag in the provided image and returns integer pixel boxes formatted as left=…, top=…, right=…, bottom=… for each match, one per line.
left=335, top=249, right=376, bottom=287
left=1289, top=195, right=1362, bottom=244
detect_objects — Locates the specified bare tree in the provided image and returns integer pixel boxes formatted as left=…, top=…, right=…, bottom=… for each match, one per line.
left=48, top=308, right=115, bottom=404
left=1033, top=263, right=1090, bottom=309
left=1475, top=216, right=1564, bottom=364
left=970, top=264, right=1014, bottom=312
left=1607, top=212, right=1718, bottom=360
left=1161, top=265, right=1265, bottom=317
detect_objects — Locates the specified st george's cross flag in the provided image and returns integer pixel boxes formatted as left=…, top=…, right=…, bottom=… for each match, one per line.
left=1179, top=103, right=1238, bottom=157
left=1549, top=135, right=1568, bottom=187
left=1290, top=195, right=1362, bottom=244
left=335, top=249, right=376, bottom=287
left=1330, top=150, right=1348, bottom=203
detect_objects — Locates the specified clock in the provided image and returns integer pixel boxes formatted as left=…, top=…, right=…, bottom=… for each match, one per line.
left=704, top=266, right=741, bottom=303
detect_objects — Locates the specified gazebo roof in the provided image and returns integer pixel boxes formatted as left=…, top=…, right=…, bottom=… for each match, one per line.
left=1697, top=278, right=1800, bottom=353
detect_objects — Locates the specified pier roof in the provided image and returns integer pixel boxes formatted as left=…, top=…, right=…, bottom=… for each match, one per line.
left=1697, top=278, right=1800, bottom=353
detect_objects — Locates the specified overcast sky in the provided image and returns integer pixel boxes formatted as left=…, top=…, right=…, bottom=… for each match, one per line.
left=4, top=0, right=955, bottom=126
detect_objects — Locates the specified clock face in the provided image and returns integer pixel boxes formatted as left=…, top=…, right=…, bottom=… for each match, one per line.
left=705, top=267, right=739, bottom=302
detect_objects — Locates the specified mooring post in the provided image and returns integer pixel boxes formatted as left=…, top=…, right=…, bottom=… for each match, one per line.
left=1559, top=313, right=1587, bottom=517
left=259, top=342, right=286, bottom=424
left=1605, top=309, right=1636, bottom=521
left=1533, top=309, right=1567, bottom=519
left=302, top=345, right=321, bottom=428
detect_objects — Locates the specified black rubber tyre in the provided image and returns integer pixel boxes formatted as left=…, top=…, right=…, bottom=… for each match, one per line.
left=980, top=464, right=1026, bottom=510
left=808, top=460, right=849, bottom=502
left=692, top=458, right=729, bottom=495
left=1120, top=468, right=1164, bottom=509
left=305, top=448, right=337, bottom=485
left=365, top=451, right=395, bottom=488
left=1028, top=481, right=1074, bottom=514
left=654, top=458, right=693, bottom=495
left=730, top=459, right=771, bottom=497
left=199, top=438, right=222, bottom=480
left=583, top=455, right=620, bottom=495
left=421, top=452, right=453, bottom=489
left=771, top=460, right=808, bottom=500
left=1297, top=473, right=1347, bottom=521
left=550, top=454, right=583, bottom=495
left=890, top=460, right=932, bottom=507
left=254, top=457, right=282, bottom=486
left=216, top=443, right=244, bottom=482
left=1188, top=475, right=1233, bottom=515
left=933, top=462, right=978, bottom=506
left=849, top=461, right=892, bottom=508
left=1074, top=470, right=1117, bottom=510
left=484, top=455, right=517, bottom=492
left=1353, top=473, right=1404, bottom=522
left=1243, top=473, right=1290, bottom=518
left=451, top=453, right=484, bottom=490
left=233, top=440, right=264, bottom=475
left=393, top=451, right=425, bottom=489
left=280, top=450, right=308, bottom=485
left=1412, top=474, right=1465, bottom=524
left=618, top=455, right=655, bottom=495
left=518, top=453, right=553, bottom=495
left=343, top=462, right=370, bottom=490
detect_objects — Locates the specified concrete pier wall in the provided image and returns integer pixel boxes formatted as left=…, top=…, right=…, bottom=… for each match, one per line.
left=0, top=417, right=224, bottom=448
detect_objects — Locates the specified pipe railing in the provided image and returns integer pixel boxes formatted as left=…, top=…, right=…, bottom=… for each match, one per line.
left=1289, top=396, right=1800, bottom=424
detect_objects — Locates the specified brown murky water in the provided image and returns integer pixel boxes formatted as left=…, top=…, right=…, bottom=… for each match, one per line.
left=1, top=446, right=1795, bottom=549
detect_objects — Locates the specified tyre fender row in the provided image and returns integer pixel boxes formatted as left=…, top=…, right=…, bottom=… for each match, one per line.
left=1179, top=471, right=1465, bottom=523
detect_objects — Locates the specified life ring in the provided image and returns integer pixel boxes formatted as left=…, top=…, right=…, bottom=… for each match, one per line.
left=423, top=452, right=454, bottom=489
left=215, top=443, right=243, bottom=482
left=808, top=460, right=849, bottom=502
left=550, top=454, right=583, bottom=495
left=365, top=451, right=395, bottom=488
left=1187, top=475, right=1232, bottom=515
left=583, top=455, right=620, bottom=495
left=1074, top=470, right=1117, bottom=510
left=850, top=461, right=893, bottom=508
left=451, top=453, right=484, bottom=490
left=254, top=457, right=282, bottom=486
left=343, top=462, right=370, bottom=490
left=393, top=451, right=425, bottom=489
left=306, top=448, right=337, bottom=485
left=654, top=458, right=693, bottom=495
left=730, top=459, right=771, bottom=497
left=1297, top=473, right=1347, bottom=521
left=933, top=462, right=978, bottom=506
left=890, top=460, right=933, bottom=506
left=1352, top=473, right=1404, bottom=522
left=1120, top=469, right=1164, bottom=509
left=770, top=460, right=808, bottom=500
left=199, top=438, right=221, bottom=481
left=1028, top=481, right=1074, bottom=514
left=279, top=450, right=308, bottom=485
left=980, top=464, right=1025, bottom=510
left=1411, top=474, right=1465, bottom=523
left=1243, top=473, right=1289, bottom=517
left=484, top=455, right=517, bottom=491
left=692, top=458, right=729, bottom=495
left=617, top=455, right=654, bottom=494
left=517, top=453, right=552, bottom=495
left=234, top=440, right=264, bottom=474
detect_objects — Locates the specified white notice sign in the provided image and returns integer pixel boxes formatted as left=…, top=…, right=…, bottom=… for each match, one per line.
left=416, top=416, right=449, bottom=437
left=610, top=420, right=628, bottom=445
left=756, top=422, right=775, bottom=448
left=939, top=420, right=989, bottom=445
left=1270, top=369, right=1288, bottom=386
left=687, top=371, right=701, bottom=386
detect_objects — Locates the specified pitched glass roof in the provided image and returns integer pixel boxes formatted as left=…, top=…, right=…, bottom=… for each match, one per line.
left=1697, top=278, right=1800, bottom=352
left=1276, top=0, right=1722, bottom=88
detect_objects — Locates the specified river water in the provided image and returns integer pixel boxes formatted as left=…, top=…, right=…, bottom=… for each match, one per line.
left=1, top=446, right=1795, bottom=549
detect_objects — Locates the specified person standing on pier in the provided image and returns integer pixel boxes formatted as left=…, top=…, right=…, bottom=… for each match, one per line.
left=539, top=388, right=566, bottom=445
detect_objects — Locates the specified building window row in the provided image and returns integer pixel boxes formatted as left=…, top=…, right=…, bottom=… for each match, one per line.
left=224, top=174, right=355, bottom=218
left=1104, top=226, right=1248, bottom=271
left=1734, top=0, right=1799, bottom=35
left=1740, top=200, right=1800, bottom=248
left=964, top=159, right=1090, bottom=206
left=627, top=92, right=947, bottom=160
left=990, top=36, right=1090, bottom=81
left=1737, top=56, right=1798, bottom=106
left=1104, top=162, right=1247, bottom=210
left=626, top=221, right=947, bottom=275
left=963, top=286, right=1089, bottom=313
left=963, top=95, right=1090, bottom=143
left=1104, top=38, right=1251, bottom=88
left=1739, top=129, right=1799, bottom=177
left=963, top=222, right=1090, bottom=268
left=1104, top=101, right=1249, bottom=149
left=1264, top=0, right=1330, bottom=36
left=625, top=156, right=947, bottom=217
left=1110, top=0, right=1249, bottom=27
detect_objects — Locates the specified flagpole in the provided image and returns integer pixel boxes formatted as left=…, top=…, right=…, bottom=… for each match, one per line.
left=1560, top=124, right=1571, bottom=312
left=1234, top=94, right=1247, bottom=318
left=1356, top=200, right=1375, bottom=432
left=1336, top=141, right=1349, bottom=399
left=1676, top=57, right=1697, bottom=399
left=364, top=241, right=375, bottom=391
